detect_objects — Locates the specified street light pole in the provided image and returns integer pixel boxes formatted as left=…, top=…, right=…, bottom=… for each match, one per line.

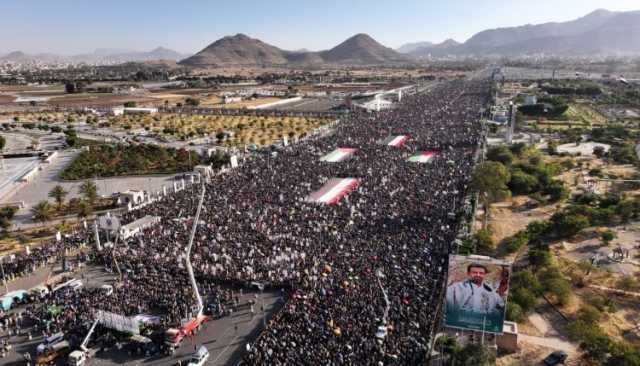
left=0, top=257, right=8, bottom=294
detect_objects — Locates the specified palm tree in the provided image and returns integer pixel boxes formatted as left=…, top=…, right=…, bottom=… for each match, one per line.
left=76, top=200, right=93, bottom=220
left=79, top=180, right=98, bottom=206
left=31, top=201, right=54, bottom=226
left=48, top=185, right=68, bottom=210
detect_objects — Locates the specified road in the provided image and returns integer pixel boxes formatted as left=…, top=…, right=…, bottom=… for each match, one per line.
left=1, top=149, right=178, bottom=229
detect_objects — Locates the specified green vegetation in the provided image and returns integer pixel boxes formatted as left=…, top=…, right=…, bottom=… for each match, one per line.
left=518, top=96, right=568, bottom=117
left=471, top=161, right=511, bottom=228
left=48, top=185, right=68, bottom=210
left=30, top=201, right=54, bottom=226
left=541, top=81, right=602, bottom=96
left=0, top=206, right=18, bottom=234
left=60, top=144, right=208, bottom=180
left=434, top=336, right=495, bottom=366
left=484, top=144, right=568, bottom=203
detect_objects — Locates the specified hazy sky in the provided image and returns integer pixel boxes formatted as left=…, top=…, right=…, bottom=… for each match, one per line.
left=2, top=0, right=639, bottom=54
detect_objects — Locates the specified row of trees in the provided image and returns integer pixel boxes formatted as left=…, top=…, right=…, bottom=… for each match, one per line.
left=60, top=144, right=204, bottom=180
left=30, top=181, right=98, bottom=225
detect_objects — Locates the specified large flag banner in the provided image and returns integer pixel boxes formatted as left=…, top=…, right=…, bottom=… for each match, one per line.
left=305, top=178, right=360, bottom=205
left=444, top=255, right=511, bottom=334
left=407, top=151, right=437, bottom=163
left=320, top=148, right=357, bottom=163
left=379, top=135, right=408, bottom=147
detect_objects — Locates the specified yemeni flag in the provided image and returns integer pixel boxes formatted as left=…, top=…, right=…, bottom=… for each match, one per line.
left=320, top=148, right=357, bottom=163
left=305, top=178, right=360, bottom=205
left=380, top=135, right=408, bottom=147
left=407, top=151, right=437, bottom=163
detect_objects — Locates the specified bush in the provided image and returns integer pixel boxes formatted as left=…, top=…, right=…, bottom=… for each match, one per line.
left=511, top=287, right=538, bottom=313
left=509, top=170, right=539, bottom=195
left=600, top=230, right=616, bottom=245
left=486, top=146, right=514, bottom=166
left=505, top=230, right=529, bottom=254
left=506, top=302, right=524, bottom=323
left=474, top=228, right=495, bottom=255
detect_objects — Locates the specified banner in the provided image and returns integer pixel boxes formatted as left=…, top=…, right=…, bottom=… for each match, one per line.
left=96, top=310, right=140, bottom=335
left=444, top=255, right=511, bottom=334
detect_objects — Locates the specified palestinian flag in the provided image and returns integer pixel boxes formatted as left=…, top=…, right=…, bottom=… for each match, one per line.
left=407, top=151, right=437, bottom=163
left=320, top=148, right=357, bottom=163
left=380, top=135, right=408, bottom=147
left=305, top=178, right=360, bottom=205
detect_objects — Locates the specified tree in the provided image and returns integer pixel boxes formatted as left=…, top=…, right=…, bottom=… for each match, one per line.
left=0, top=206, right=17, bottom=234
left=471, top=162, right=511, bottom=228
left=0, top=135, right=5, bottom=151
left=185, top=97, right=200, bottom=107
left=474, top=228, right=495, bottom=255
left=76, top=200, right=93, bottom=219
left=123, top=101, right=137, bottom=108
left=593, top=146, right=607, bottom=158
left=600, top=230, right=616, bottom=246
left=48, top=185, right=68, bottom=210
left=509, top=170, right=539, bottom=195
left=486, top=146, right=514, bottom=166
left=79, top=180, right=98, bottom=205
left=31, top=201, right=54, bottom=225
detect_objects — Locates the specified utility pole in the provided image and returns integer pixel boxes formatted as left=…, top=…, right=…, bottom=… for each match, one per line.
left=0, top=257, right=8, bottom=294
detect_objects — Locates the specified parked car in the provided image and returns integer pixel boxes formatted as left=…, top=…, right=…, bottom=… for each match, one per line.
left=544, top=350, right=568, bottom=365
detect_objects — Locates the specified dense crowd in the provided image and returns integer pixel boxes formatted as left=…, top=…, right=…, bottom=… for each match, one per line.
left=1, top=80, right=490, bottom=364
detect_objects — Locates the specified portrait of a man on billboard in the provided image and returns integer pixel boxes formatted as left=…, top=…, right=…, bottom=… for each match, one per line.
left=445, top=255, right=511, bottom=334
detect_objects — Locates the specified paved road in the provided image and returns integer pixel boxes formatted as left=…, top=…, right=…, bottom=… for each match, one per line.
left=2, top=149, right=179, bottom=229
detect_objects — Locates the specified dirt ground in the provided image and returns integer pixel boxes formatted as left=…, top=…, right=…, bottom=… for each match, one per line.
left=488, top=197, right=557, bottom=246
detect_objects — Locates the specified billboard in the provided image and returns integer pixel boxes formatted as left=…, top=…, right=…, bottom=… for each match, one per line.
left=444, top=255, right=511, bottom=334
left=96, top=310, right=140, bottom=335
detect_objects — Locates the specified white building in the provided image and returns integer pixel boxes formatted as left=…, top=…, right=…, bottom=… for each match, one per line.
left=118, top=190, right=145, bottom=206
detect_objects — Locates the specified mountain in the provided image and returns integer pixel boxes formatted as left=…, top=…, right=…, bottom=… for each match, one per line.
left=397, top=41, right=434, bottom=54
left=320, top=34, right=411, bottom=64
left=180, top=33, right=412, bottom=67
left=429, top=9, right=640, bottom=57
left=410, top=39, right=461, bottom=57
left=179, top=34, right=290, bottom=67
left=72, top=47, right=188, bottom=63
left=0, top=47, right=188, bottom=64
left=0, top=51, right=65, bottom=63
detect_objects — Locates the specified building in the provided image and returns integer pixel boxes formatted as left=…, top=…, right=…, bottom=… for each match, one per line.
left=118, top=190, right=146, bottom=207
left=223, top=96, right=243, bottom=104
left=194, top=165, right=214, bottom=179
left=111, top=107, right=158, bottom=116
left=523, top=95, right=538, bottom=106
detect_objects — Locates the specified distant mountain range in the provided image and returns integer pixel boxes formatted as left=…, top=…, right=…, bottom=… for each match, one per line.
left=401, top=9, right=640, bottom=57
left=179, top=33, right=412, bottom=67
left=3, top=8, right=640, bottom=68
left=0, top=47, right=189, bottom=64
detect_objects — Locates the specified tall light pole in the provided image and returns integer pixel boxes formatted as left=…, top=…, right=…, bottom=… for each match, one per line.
left=0, top=256, right=8, bottom=293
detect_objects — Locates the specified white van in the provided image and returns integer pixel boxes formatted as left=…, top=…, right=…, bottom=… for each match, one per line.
left=187, top=346, right=209, bottom=366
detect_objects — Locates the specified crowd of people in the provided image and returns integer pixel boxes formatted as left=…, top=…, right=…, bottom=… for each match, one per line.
left=1, top=79, right=490, bottom=364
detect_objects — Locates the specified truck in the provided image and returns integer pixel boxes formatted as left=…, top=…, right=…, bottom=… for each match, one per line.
left=164, top=314, right=208, bottom=354
left=66, top=319, right=99, bottom=366
left=36, top=340, right=70, bottom=365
